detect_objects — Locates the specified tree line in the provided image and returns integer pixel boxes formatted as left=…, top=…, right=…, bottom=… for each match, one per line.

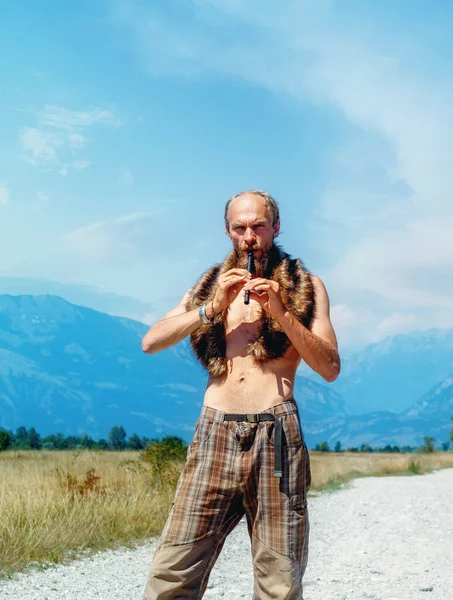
left=314, top=418, right=453, bottom=453
left=0, top=425, right=156, bottom=452
left=1, top=416, right=452, bottom=453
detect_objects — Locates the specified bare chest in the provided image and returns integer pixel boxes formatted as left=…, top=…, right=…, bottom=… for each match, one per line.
left=224, top=296, right=263, bottom=357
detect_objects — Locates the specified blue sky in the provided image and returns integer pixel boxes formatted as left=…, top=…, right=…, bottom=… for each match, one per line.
left=1, top=0, right=452, bottom=353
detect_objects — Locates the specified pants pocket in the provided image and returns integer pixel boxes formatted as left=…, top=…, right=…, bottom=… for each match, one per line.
left=192, top=416, right=215, bottom=443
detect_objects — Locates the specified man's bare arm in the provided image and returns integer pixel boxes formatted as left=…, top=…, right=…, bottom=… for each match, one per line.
left=142, top=268, right=251, bottom=355
left=141, top=290, right=201, bottom=354
left=276, top=275, right=340, bottom=382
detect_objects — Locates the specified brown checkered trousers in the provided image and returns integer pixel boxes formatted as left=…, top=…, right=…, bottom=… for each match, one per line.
left=144, top=398, right=311, bottom=600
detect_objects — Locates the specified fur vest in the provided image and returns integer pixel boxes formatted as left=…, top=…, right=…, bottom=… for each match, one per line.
left=185, top=244, right=315, bottom=376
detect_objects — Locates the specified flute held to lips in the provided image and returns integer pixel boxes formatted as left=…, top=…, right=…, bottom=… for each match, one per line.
left=244, top=250, right=254, bottom=305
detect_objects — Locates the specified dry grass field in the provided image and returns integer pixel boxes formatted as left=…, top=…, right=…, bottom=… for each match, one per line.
left=0, top=449, right=181, bottom=578
left=1, top=448, right=452, bottom=578
left=309, top=450, right=453, bottom=490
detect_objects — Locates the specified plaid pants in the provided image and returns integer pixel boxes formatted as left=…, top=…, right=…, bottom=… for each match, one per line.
left=144, top=398, right=311, bottom=600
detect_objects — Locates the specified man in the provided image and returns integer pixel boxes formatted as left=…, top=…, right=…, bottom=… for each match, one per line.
left=142, top=190, right=340, bottom=599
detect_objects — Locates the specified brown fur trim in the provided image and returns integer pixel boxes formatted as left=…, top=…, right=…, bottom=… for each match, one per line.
left=185, top=244, right=315, bottom=376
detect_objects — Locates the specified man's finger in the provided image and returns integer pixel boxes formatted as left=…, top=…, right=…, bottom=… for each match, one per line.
left=220, top=275, right=248, bottom=285
left=223, top=274, right=247, bottom=283
left=244, top=280, right=271, bottom=290
left=251, top=284, right=271, bottom=290
left=221, top=276, right=248, bottom=289
left=222, top=268, right=251, bottom=277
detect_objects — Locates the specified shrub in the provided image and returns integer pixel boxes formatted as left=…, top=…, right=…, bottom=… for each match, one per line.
left=408, top=460, right=421, bottom=474
left=0, top=430, right=11, bottom=452
left=141, top=436, right=188, bottom=486
left=56, top=467, right=105, bottom=498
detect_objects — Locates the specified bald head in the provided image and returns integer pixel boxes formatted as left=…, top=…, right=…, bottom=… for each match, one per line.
left=224, top=190, right=280, bottom=231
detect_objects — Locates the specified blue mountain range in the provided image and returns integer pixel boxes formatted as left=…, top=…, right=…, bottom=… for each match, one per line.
left=0, top=294, right=451, bottom=449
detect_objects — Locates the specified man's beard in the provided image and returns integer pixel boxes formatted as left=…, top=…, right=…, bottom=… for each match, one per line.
left=234, top=241, right=274, bottom=277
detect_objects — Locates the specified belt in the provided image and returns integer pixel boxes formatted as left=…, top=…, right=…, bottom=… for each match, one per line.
left=223, top=413, right=282, bottom=477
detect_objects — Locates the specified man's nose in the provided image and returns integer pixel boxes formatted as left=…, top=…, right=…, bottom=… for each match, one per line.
left=244, top=227, right=256, bottom=245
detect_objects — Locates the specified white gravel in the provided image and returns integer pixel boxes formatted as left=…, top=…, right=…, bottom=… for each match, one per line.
left=1, top=468, right=452, bottom=600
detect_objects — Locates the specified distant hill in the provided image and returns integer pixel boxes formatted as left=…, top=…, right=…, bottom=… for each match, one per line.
left=309, top=407, right=451, bottom=450
left=0, top=276, right=154, bottom=323
left=0, top=294, right=343, bottom=444
left=333, top=329, right=453, bottom=414
left=0, top=294, right=204, bottom=441
left=0, top=294, right=451, bottom=449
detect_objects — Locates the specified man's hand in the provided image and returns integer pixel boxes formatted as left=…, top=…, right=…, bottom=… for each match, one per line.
left=242, top=278, right=285, bottom=318
left=212, top=269, right=252, bottom=313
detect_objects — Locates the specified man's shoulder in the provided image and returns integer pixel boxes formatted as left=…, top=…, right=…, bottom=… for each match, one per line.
left=306, top=274, right=331, bottom=307
left=309, top=273, right=322, bottom=286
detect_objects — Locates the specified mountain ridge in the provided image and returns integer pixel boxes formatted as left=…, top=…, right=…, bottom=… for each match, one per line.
left=0, top=293, right=451, bottom=448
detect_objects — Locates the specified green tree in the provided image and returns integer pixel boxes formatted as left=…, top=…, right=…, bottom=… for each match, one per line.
left=449, top=416, right=453, bottom=449
left=42, top=433, right=67, bottom=449
left=420, top=436, right=436, bottom=453
left=315, top=441, right=330, bottom=452
left=80, top=435, right=95, bottom=449
left=15, top=426, right=29, bottom=448
left=109, top=426, right=126, bottom=450
left=64, top=435, right=82, bottom=448
left=334, top=440, right=342, bottom=453
left=401, top=445, right=414, bottom=453
left=360, top=443, right=374, bottom=453
left=28, top=427, right=41, bottom=450
left=95, top=438, right=109, bottom=450
left=127, top=433, right=144, bottom=450
left=160, top=436, right=187, bottom=453
left=0, top=430, right=11, bottom=451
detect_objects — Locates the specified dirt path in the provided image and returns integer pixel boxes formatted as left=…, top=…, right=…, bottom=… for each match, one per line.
left=1, top=469, right=452, bottom=599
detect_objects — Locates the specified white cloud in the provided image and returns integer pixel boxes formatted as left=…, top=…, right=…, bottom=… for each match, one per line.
left=68, top=133, right=86, bottom=148
left=330, top=304, right=375, bottom=349
left=31, top=191, right=50, bottom=212
left=118, top=168, right=133, bottom=185
left=19, top=104, right=120, bottom=175
left=71, top=160, right=93, bottom=171
left=133, top=310, right=158, bottom=326
left=37, top=192, right=50, bottom=202
left=115, top=1, right=453, bottom=342
left=63, top=212, right=158, bottom=264
left=374, top=312, right=422, bottom=338
left=20, top=127, right=61, bottom=166
left=55, top=204, right=210, bottom=311
left=37, top=105, right=120, bottom=129
left=0, top=183, right=10, bottom=205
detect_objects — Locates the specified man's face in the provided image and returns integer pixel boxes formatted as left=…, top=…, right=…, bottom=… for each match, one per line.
left=226, top=194, right=279, bottom=272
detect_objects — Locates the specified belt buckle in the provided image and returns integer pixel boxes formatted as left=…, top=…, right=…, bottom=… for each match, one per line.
left=247, top=414, right=256, bottom=423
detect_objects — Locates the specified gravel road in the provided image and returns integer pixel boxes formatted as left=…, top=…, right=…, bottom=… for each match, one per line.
left=1, top=468, right=452, bottom=600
